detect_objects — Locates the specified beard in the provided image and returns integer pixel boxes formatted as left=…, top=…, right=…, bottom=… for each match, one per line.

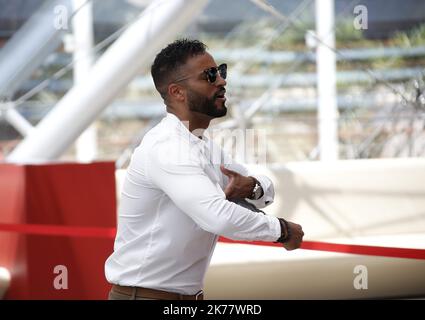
left=187, top=88, right=227, bottom=118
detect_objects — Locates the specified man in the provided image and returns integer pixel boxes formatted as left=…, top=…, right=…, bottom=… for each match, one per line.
left=105, top=39, right=304, bottom=300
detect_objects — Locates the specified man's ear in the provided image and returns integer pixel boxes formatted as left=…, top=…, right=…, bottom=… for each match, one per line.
left=168, top=83, right=185, bottom=102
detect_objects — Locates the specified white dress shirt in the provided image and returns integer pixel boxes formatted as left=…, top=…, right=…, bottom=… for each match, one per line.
left=105, top=112, right=281, bottom=295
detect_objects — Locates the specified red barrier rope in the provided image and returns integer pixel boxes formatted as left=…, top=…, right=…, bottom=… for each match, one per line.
left=0, top=223, right=116, bottom=238
left=1, top=223, right=425, bottom=260
left=218, top=237, right=425, bottom=260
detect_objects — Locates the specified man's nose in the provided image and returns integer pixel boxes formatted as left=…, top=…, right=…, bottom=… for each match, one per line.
left=215, top=74, right=226, bottom=87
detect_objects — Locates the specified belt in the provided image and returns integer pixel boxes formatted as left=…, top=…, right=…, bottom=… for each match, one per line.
left=112, top=284, right=204, bottom=300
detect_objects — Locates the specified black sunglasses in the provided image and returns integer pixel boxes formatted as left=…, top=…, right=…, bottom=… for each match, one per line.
left=174, top=63, right=227, bottom=84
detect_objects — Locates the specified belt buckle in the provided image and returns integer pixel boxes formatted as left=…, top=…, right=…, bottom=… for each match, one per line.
left=195, top=290, right=203, bottom=300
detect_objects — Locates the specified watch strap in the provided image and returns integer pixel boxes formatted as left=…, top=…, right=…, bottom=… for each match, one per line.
left=275, top=218, right=291, bottom=243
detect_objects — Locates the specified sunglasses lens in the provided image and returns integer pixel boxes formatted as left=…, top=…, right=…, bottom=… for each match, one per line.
left=218, top=64, right=227, bottom=80
left=206, top=68, right=217, bottom=83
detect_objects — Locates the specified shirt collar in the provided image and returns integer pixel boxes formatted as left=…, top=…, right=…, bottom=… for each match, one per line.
left=165, top=112, right=207, bottom=145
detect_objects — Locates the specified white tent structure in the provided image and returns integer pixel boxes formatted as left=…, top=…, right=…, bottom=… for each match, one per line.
left=6, top=0, right=209, bottom=162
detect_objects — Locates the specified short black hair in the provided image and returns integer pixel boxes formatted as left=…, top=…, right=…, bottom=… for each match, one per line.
left=151, top=39, right=207, bottom=98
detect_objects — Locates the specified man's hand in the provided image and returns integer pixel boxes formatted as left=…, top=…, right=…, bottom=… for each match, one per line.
left=220, top=165, right=255, bottom=200
left=282, top=221, right=304, bottom=251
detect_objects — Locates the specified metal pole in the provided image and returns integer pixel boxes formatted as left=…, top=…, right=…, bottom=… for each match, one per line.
left=2, top=107, right=34, bottom=137
left=315, top=0, right=338, bottom=161
left=0, top=0, right=72, bottom=100
left=72, top=0, right=97, bottom=162
left=8, top=0, right=210, bottom=163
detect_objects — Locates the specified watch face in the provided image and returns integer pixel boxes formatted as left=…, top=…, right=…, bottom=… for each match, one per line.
left=254, top=184, right=262, bottom=200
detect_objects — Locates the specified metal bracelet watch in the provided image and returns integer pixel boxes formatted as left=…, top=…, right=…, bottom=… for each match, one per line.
left=249, top=177, right=264, bottom=200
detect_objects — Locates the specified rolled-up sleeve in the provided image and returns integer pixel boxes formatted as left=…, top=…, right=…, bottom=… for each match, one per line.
left=221, top=152, right=275, bottom=209
left=247, top=174, right=275, bottom=208
left=147, top=141, right=280, bottom=242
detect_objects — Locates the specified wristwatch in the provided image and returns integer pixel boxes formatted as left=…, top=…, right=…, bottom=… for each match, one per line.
left=249, top=177, right=264, bottom=200
left=275, top=218, right=291, bottom=244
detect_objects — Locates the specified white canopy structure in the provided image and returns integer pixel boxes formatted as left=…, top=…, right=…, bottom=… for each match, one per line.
left=7, top=0, right=209, bottom=163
